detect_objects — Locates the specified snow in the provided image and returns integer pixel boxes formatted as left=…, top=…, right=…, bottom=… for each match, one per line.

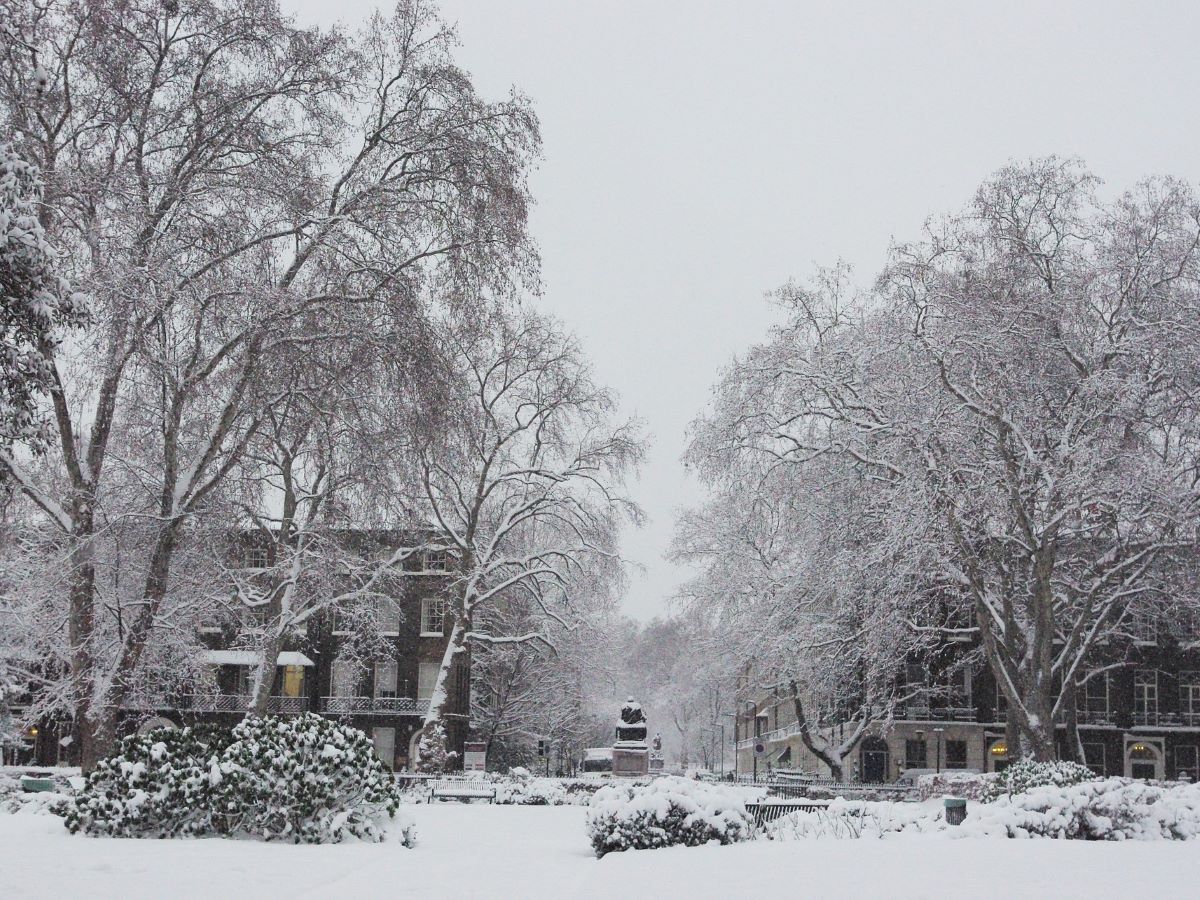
left=3, top=803, right=1200, bottom=899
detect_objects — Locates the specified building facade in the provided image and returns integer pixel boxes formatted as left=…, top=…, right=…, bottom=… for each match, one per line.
left=735, top=630, right=1200, bottom=784
left=4, top=531, right=470, bottom=771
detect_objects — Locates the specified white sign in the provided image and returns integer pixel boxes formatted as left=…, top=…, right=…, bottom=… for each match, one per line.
left=753, top=740, right=768, bottom=758
left=463, top=741, right=487, bottom=772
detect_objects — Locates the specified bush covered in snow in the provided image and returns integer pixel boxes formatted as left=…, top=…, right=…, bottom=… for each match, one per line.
left=962, top=778, right=1200, bottom=840
left=766, top=798, right=942, bottom=840
left=982, top=759, right=1097, bottom=802
left=917, top=771, right=996, bottom=802
left=66, top=715, right=413, bottom=844
left=493, top=775, right=571, bottom=806
left=64, top=724, right=235, bottom=838
left=585, top=775, right=751, bottom=856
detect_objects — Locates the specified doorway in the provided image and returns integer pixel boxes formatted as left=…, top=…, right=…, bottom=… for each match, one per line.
left=1125, top=740, right=1163, bottom=780
left=860, top=737, right=889, bottom=783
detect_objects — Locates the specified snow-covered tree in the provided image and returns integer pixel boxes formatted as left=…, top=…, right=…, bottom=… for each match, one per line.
left=0, top=0, right=539, bottom=768
left=400, top=310, right=643, bottom=770
left=684, top=158, right=1200, bottom=763
left=0, top=142, right=85, bottom=446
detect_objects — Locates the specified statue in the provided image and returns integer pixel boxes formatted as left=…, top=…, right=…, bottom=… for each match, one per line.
left=615, top=697, right=648, bottom=743
left=612, top=696, right=651, bottom=777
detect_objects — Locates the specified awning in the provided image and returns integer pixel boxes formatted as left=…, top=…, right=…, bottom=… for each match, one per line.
left=205, top=650, right=315, bottom=667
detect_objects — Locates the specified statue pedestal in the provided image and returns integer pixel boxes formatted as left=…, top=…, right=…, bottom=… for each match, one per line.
left=612, top=742, right=650, bottom=777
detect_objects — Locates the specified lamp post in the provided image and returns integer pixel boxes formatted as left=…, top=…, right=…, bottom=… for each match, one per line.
left=722, top=712, right=738, bottom=781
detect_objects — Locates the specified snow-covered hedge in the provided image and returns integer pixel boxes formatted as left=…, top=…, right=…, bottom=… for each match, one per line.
left=768, top=779, right=1200, bottom=841
left=767, top=798, right=942, bottom=840
left=962, top=778, right=1200, bottom=840
left=585, top=776, right=751, bottom=856
left=916, top=771, right=996, bottom=802
left=493, top=775, right=571, bottom=806
left=982, top=759, right=1097, bottom=802
left=66, top=715, right=413, bottom=844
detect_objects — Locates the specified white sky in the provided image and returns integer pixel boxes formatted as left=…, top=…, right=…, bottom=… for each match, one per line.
left=284, top=0, right=1200, bottom=620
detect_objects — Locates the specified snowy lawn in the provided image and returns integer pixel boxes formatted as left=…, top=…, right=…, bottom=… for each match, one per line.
left=3, top=803, right=1199, bottom=899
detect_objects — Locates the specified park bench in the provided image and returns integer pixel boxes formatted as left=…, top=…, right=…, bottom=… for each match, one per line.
left=428, top=779, right=496, bottom=803
left=745, top=799, right=831, bottom=827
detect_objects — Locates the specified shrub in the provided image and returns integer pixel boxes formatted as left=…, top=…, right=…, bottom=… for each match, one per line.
left=982, top=759, right=1097, bottom=802
left=962, top=778, right=1200, bottom=839
left=493, top=775, right=569, bottom=806
left=585, top=775, right=751, bottom=856
left=66, top=714, right=413, bottom=845
left=222, top=714, right=409, bottom=843
left=917, top=771, right=997, bottom=802
left=64, top=723, right=234, bottom=838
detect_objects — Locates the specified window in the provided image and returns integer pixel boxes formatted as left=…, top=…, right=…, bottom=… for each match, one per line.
left=943, top=666, right=971, bottom=706
left=243, top=546, right=269, bottom=569
left=945, top=739, right=968, bottom=769
left=905, top=661, right=926, bottom=688
left=374, top=660, right=398, bottom=699
left=905, top=738, right=927, bottom=769
left=1175, top=745, right=1199, bottom=781
left=420, top=597, right=447, bottom=636
left=372, top=727, right=396, bottom=771
left=418, top=662, right=441, bottom=700
left=1180, top=672, right=1200, bottom=717
left=425, top=549, right=450, bottom=571
left=994, top=682, right=1008, bottom=715
left=1083, top=673, right=1109, bottom=713
left=1083, top=742, right=1106, bottom=775
left=282, top=665, right=304, bottom=698
left=1127, top=608, right=1158, bottom=644
left=376, top=596, right=400, bottom=636
left=1134, top=669, right=1158, bottom=716
left=331, top=657, right=357, bottom=697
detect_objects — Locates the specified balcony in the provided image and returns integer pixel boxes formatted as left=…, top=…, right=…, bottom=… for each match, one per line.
left=319, top=696, right=429, bottom=717
left=1077, top=709, right=1117, bottom=726
left=122, top=694, right=309, bottom=715
left=896, top=705, right=978, bottom=722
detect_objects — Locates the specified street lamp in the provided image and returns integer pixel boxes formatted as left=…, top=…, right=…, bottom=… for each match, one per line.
left=722, top=712, right=738, bottom=781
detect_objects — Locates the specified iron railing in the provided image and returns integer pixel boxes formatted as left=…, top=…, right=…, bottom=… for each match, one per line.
left=122, top=694, right=309, bottom=714
left=319, top=696, right=429, bottom=716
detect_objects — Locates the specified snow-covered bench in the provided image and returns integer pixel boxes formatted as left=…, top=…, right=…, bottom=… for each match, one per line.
left=746, top=799, right=830, bottom=828
left=428, top=779, right=496, bottom=803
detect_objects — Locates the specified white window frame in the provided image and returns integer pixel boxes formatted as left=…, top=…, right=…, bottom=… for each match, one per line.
left=331, top=656, right=357, bottom=698
left=1083, top=673, right=1110, bottom=714
left=243, top=546, right=269, bottom=570
left=1180, top=672, right=1200, bottom=715
left=420, top=596, right=447, bottom=637
left=425, top=549, right=450, bottom=571
left=374, top=659, right=399, bottom=699
left=376, top=596, right=400, bottom=637
left=1134, top=669, right=1158, bottom=715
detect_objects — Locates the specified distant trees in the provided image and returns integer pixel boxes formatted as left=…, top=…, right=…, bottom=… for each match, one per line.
left=681, top=159, right=1200, bottom=764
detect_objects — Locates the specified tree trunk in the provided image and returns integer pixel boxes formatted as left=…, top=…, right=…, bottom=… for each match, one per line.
left=248, top=628, right=284, bottom=718
left=79, top=707, right=116, bottom=773
left=789, top=680, right=847, bottom=781
left=415, top=617, right=468, bottom=772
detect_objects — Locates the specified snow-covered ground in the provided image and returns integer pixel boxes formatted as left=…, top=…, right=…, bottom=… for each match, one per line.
left=3, top=803, right=1199, bottom=899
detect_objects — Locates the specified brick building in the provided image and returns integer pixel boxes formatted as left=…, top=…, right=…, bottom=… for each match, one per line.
left=4, top=530, right=470, bottom=771
left=736, top=625, right=1200, bottom=783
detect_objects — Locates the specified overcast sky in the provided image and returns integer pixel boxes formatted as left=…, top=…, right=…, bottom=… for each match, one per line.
left=285, top=0, right=1200, bottom=621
